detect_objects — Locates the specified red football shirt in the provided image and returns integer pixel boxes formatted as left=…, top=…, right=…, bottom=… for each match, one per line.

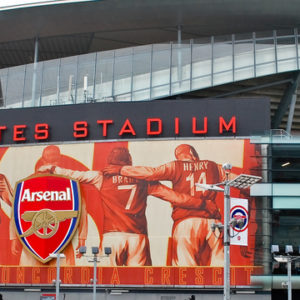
left=121, top=159, right=221, bottom=223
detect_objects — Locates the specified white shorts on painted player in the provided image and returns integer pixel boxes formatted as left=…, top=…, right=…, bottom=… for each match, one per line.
left=101, top=232, right=151, bottom=266
left=172, top=217, right=223, bottom=266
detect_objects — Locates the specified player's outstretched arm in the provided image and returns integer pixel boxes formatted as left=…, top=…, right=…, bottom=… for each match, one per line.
left=148, top=182, right=206, bottom=209
left=38, top=165, right=103, bottom=191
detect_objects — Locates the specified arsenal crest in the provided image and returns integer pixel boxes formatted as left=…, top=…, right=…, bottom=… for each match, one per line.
left=13, top=175, right=81, bottom=263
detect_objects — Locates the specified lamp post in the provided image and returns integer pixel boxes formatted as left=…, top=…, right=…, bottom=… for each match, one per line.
left=50, top=253, right=66, bottom=300
left=271, top=244, right=300, bottom=300
left=197, top=163, right=261, bottom=300
left=79, top=246, right=112, bottom=300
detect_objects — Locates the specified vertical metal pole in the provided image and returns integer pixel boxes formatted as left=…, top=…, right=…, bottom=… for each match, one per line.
left=32, top=37, right=39, bottom=106
left=286, top=93, right=297, bottom=134
left=130, top=48, right=134, bottom=101
left=93, top=52, right=98, bottom=101
left=169, top=42, right=173, bottom=95
left=39, top=61, right=44, bottom=106
left=294, top=28, right=299, bottom=70
left=224, top=178, right=231, bottom=300
left=273, top=30, right=278, bottom=73
left=177, top=25, right=182, bottom=85
left=253, top=32, right=257, bottom=77
left=56, top=254, right=61, bottom=300
left=149, top=44, right=153, bottom=100
left=190, top=39, right=194, bottom=91
left=211, top=36, right=214, bottom=86
left=22, top=65, right=27, bottom=107
left=56, top=59, right=61, bottom=104
left=93, top=254, right=97, bottom=300
left=74, top=55, right=79, bottom=103
left=111, top=50, right=116, bottom=101
left=232, top=34, right=235, bottom=82
left=288, top=257, right=292, bottom=300
left=169, top=42, right=173, bottom=96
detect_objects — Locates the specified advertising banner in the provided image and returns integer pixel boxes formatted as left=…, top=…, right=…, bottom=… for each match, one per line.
left=0, top=138, right=263, bottom=287
left=230, top=198, right=248, bottom=246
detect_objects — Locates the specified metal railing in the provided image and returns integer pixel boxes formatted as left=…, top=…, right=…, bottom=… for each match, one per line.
left=0, top=28, right=299, bottom=108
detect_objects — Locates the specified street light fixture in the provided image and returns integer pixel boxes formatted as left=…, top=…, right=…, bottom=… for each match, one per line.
left=271, top=244, right=300, bottom=300
left=49, top=253, right=66, bottom=300
left=79, top=246, right=112, bottom=300
left=196, top=164, right=261, bottom=300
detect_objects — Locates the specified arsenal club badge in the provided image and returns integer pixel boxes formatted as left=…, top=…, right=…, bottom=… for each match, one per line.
left=13, top=175, right=81, bottom=263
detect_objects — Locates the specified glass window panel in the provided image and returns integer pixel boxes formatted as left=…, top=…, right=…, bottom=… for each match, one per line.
left=152, top=44, right=171, bottom=88
left=132, top=45, right=151, bottom=97
left=277, top=37, right=297, bottom=61
left=95, top=50, right=114, bottom=102
left=171, top=79, right=190, bottom=94
left=256, top=39, right=275, bottom=65
left=58, top=56, right=77, bottom=105
left=0, top=68, right=8, bottom=107
left=277, top=59, right=297, bottom=73
left=171, top=43, right=191, bottom=94
left=5, top=65, right=25, bottom=108
left=256, top=62, right=276, bottom=77
left=234, top=41, right=254, bottom=69
left=234, top=67, right=254, bottom=81
left=272, top=211, right=300, bottom=247
left=213, top=42, right=233, bottom=73
left=76, top=53, right=97, bottom=104
left=213, top=71, right=232, bottom=86
left=114, top=93, right=131, bottom=102
left=191, top=76, right=211, bottom=90
left=151, top=84, right=170, bottom=99
left=113, top=50, right=133, bottom=97
left=40, top=59, right=59, bottom=106
left=132, top=89, right=150, bottom=101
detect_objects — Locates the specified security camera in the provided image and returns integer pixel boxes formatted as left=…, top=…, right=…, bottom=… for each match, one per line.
left=230, top=217, right=244, bottom=229
left=236, top=218, right=244, bottom=229
left=230, top=218, right=238, bottom=227
left=222, top=163, right=232, bottom=171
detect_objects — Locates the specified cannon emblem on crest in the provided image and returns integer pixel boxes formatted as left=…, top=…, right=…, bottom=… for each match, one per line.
left=20, top=209, right=78, bottom=239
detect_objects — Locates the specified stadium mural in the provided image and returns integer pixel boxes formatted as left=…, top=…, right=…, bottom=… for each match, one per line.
left=0, top=98, right=268, bottom=287
left=0, top=139, right=263, bottom=286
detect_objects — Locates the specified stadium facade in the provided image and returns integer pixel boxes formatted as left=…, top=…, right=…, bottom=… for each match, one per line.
left=1, top=1, right=300, bottom=300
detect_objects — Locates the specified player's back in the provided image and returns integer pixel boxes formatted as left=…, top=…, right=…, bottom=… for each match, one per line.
left=171, top=159, right=220, bottom=223
left=100, top=174, right=149, bottom=235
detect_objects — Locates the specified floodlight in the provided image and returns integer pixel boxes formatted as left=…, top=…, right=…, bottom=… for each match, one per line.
left=92, top=247, right=99, bottom=255
left=79, top=246, right=87, bottom=255
left=50, top=253, right=66, bottom=258
left=271, top=245, right=279, bottom=254
left=104, top=247, right=112, bottom=255
left=228, top=174, right=262, bottom=189
left=274, top=256, right=289, bottom=263
left=285, top=245, right=293, bottom=254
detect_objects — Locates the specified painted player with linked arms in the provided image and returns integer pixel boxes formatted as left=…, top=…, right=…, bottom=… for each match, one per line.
left=39, top=147, right=219, bottom=266
left=103, top=144, right=223, bottom=266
